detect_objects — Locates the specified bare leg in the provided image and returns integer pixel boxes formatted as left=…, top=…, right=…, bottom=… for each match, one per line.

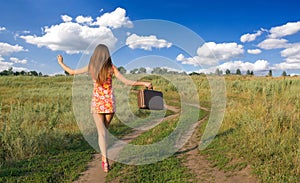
left=92, top=113, right=108, bottom=161
left=102, top=113, right=114, bottom=162
left=104, top=113, right=114, bottom=128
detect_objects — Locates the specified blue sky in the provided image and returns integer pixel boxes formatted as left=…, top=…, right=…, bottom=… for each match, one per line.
left=0, top=0, right=300, bottom=76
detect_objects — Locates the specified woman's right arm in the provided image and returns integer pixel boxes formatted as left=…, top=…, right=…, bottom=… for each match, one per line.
left=57, top=55, right=88, bottom=75
left=113, top=65, right=152, bottom=88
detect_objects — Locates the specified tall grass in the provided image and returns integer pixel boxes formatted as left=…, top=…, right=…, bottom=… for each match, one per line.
left=0, top=76, right=95, bottom=182
left=1, top=75, right=300, bottom=182
left=198, top=76, right=300, bottom=182
left=0, top=76, right=76, bottom=162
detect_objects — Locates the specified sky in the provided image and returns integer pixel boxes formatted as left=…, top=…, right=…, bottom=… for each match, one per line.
left=0, top=0, right=300, bottom=76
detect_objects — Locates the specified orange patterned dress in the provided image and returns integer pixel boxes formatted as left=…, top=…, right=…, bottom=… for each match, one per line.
left=91, top=67, right=115, bottom=113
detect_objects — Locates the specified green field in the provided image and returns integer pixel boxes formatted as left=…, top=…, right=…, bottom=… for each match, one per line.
left=0, top=75, right=299, bottom=182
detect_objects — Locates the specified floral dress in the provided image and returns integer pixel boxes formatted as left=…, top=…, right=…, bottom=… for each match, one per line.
left=91, top=67, right=115, bottom=113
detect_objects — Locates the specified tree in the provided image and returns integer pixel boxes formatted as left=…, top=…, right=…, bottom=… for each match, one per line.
left=246, top=70, right=251, bottom=75
left=151, top=67, right=168, bottom=75
left=0, top=70, right=9, bottom=76
left=29, top=71, right=38, bottom=76
left=20, top=70, right=26, bottom=76
left=118, top=66, right=127, bottom=74
left=215, top=68, right=223, bottom=76
left=225, top=69, right=231, bottom=75
left=8, top=67, right=14, bottom=75
left=268, top=69, right=272, bottom=77
left=138, top=67, right=147, bottom=74
left=282, top=71, right=287, bottom=77
left=38, top=72, right=43, bottom=77
left=250, top=70, right=254, bottom=76
left=189, top=72, right=200, bottom=76
left=236, top=69, right=241, bottom=75
left=130, top=68, right=138, bottom=74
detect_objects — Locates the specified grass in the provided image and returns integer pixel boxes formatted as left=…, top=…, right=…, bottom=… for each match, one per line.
left=197, top=76, right=300, bottom=183
left=106, top=104, right=207, bottom=182
left=0, top=133, right=93, bottom=183
left=0, top=76, right=97, bottom=182
left=1, top=75, right=300, bottom=182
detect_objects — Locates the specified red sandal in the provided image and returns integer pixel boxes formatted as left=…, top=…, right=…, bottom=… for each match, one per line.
left=101, top=161, right=110, bottom=173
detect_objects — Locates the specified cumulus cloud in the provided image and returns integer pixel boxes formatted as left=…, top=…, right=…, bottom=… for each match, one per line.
left=280, top=43, right=300, bottom=63
left=176, top=42, right=244, bottom=66
left=240, top=30, right=263, bottom=43
left=61, top=15, right=72, bottom=22
left=21, top=22, right=117, bottom=54
left=257, top=38, right=289, bottom=50
left=126, top=34, right=172, bottom=51
left=0, top=60, right=13, bottom=70
left=274, top=62, right=300, bottom=70
left=20, top=7, right=133, bottom=54
left=0, top=55, right=29, bottom=71
left=218, top=60, right=269, bottom=72
left=75, top=15, right=93, bottom=25
left=10, top=57, right=28, bottom=64
left=0, top=42, right=27, bottom=55
left=0, top=27, right=6, bottom=32
left=92, top=7, right=132, bottom=29
left=269, top=21, right=300, bottom=38
left=200, top=42, right=244, bottom=60
left=0, top=55, right=4, bottom=61
left=247, top=49, right=262, bottom=54
left=273, top=43, right=300, bottom=70
left=197, top=60, right=270, bottom=74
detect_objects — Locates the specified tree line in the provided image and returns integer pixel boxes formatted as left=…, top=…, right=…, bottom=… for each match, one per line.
left=0, top=67, right=44, bottom=76
left=0, top=66, right=291, bottom=77
left=214, top=68, right=289, bottom=77
left=119, top=66, right=188, bottom=75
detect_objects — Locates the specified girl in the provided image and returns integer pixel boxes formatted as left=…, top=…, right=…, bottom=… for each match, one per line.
left=57, top=44, right=152, bottom=173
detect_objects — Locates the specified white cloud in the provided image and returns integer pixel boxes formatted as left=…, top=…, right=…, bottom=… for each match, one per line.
left=176, top=42, right=244, bottom=66
left=20, top=22, right=117, bottom=54
left=257, top=38, right=289, bottom=50
left=19, top=8, right=134, bottom=54
left=61, top=15, right=72, bottom=22
left=0, top=27, right=6, bottom=32
left=200, top=42, right=244, bottom=60
left=0, top=55, right=29, bottom=72
left=0, top=42, right=27, bottom=55
left=126, top=34, right=172, bottom=51
left=247, top=49, right=262, bottom=54
left=10, top=57, right=28, bottom=64
left=274, top=43, right=300, bottom=70
left=0, top=60, right=13, bottom=70
left=269, top=21, right=300, bottom=38
left=92, top=7, right=132, bottom=29
left=218, top=60, right=269, bottom=72
left=0, top=55, right=5, bottom=61
left=240, top=30, right=263, bottom=43
left=274, top=62, right=300, bottom=70
left=280, top=43, right=300, bottom=63
left=75, top=15, right=93, bottom=25
left=197, top=59, right=270, bottom=74
left=176, top=54, right=217, bottom=66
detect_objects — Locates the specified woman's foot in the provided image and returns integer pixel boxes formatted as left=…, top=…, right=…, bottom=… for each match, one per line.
left=101, top=161, right=110, bottom=173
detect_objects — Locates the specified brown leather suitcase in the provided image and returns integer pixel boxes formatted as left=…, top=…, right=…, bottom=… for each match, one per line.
left=137, top=89, right=164, bottom=110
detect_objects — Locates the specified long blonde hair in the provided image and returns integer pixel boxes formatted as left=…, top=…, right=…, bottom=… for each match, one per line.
left=88, top=44, right=113, bottom=84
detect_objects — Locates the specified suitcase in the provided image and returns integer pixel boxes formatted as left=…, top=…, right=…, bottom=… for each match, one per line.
left=137, top=89, right=164, bottom=110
